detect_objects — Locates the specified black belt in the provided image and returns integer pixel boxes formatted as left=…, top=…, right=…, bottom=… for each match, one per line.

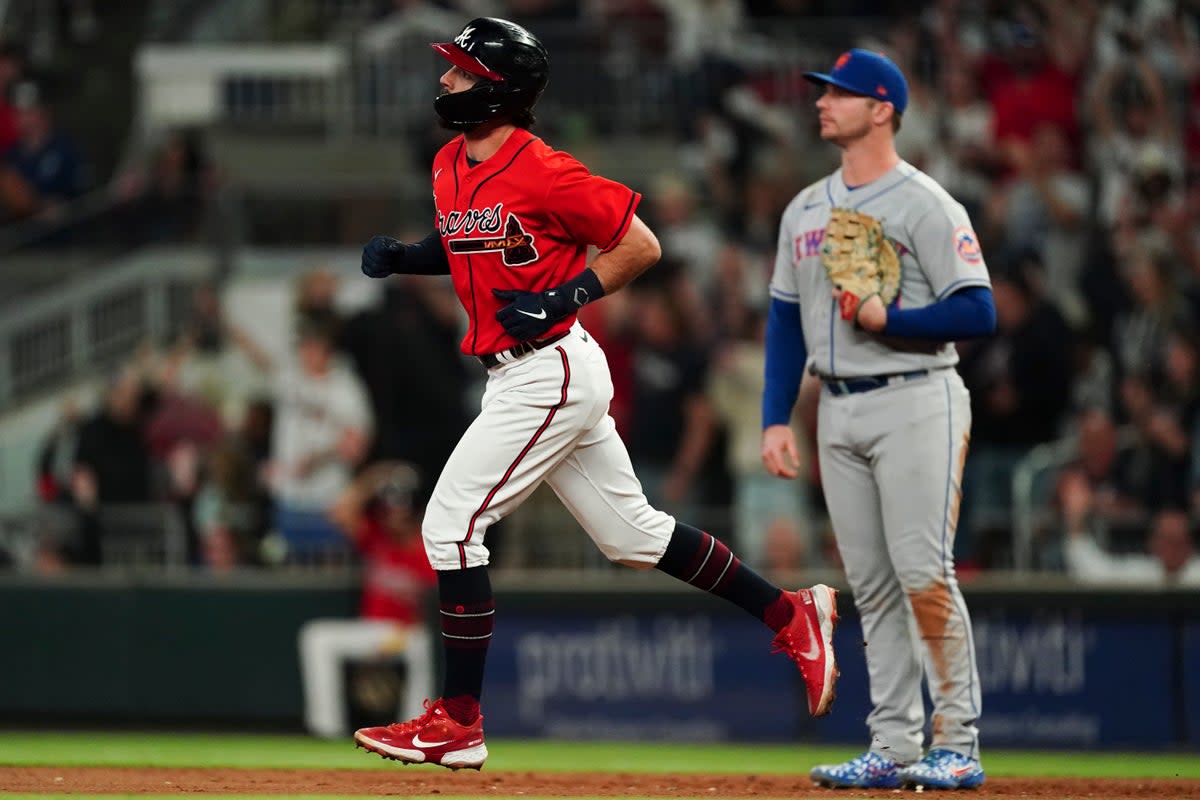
left=477, top=331, right=570, bottom=369
left=822, top=369, right=930, bottom=396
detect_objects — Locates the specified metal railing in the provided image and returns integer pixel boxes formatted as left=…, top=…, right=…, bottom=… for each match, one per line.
left=132, top=17, right=887, bottom=143
left=1010, top=438, right=1076, bottom=573
left=134, top=43, right=352, bottom=140
left=0, top=502, right=190, bottom=572
left=146, top=0, right=375, bottom=44
left=0, top=510, right=34, bottom=566
left=0, top=247, right=215, bottom=409
left=0, top=189, right=128, bottom=257
left=1010, top=426, right=1141, bottom=572
left=94, top=503, right=190, bottom=571
left=343, top=22, right=843, bottom=142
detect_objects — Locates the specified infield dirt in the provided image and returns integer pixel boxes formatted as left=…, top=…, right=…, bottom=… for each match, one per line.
left=2, top=767, right=1199, bottom=798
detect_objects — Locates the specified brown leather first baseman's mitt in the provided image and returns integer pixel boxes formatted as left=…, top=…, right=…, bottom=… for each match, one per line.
left=820, top=207, right=901, bottom=322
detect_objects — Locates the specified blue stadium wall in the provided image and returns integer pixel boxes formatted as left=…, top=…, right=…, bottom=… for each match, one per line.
left=0, top=575, right=1196, bottom=749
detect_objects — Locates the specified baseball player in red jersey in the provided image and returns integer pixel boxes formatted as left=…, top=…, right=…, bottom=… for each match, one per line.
left=351, top=17, right=838, bottom=770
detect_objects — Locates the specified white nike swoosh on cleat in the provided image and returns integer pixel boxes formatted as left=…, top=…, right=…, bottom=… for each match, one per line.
left=798, top=613, right=821, bottom=661
left=411, top=734, right=454, bottom=748
left=516, top=309, right=548, bottom=319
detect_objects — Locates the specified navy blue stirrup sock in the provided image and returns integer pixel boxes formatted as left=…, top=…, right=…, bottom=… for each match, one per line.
left=437, top=566, right=493, bottom=722
left=655, top=521, right=786, bottom=628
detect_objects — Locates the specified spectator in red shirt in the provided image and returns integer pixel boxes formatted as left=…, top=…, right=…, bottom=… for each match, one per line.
left=986, top=22, right=1081, bottom=177
left=1185, top=78, right=1200, bottom=168
left=338, top=461, right=437, bottom=622
left=298, top=461, right=437, bottom=738
left=0, top=43, right=24, bottom=157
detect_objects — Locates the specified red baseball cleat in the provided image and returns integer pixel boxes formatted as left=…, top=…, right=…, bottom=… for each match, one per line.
left=354, top=698, right=488, bottom=770
left=772, top=584, right=839, bottom=717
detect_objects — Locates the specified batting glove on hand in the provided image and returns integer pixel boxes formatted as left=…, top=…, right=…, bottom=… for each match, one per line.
left=492, top=287, right=574, bottom=341
left=361, top=235, right=405, bottom=279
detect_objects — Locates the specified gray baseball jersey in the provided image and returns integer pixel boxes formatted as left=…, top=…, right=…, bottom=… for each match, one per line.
left=770, top=160, right=991, bottom=378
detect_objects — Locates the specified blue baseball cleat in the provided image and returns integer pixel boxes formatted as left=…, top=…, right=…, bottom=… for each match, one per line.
left=897, top=748, right=985, bottom=790
left=809, top=751, right=903, bottom=789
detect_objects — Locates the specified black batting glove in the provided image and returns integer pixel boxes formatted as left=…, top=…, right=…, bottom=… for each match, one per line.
left=361, top=235, right=406, bottom=279
left=492, top=287, right=574, bottom=341
left=492, top=269, right=606, bottom=341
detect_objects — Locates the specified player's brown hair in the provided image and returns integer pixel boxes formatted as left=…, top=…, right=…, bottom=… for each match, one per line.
left=511, top=108, right=536, bottom=129
left=867, top=98, right=902, bottom=133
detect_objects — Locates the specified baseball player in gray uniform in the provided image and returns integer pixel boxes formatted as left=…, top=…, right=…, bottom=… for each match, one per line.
left=760, top=50, right=996, bottom=790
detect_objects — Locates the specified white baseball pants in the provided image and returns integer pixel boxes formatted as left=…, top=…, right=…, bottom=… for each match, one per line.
left=422, top=323, right=676, bottom=570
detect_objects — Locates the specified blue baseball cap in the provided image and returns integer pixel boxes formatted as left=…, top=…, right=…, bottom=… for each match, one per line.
left=804, top=49, right=909, bottom=115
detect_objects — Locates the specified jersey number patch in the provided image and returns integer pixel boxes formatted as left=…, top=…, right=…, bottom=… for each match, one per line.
left=448, top=213, right=538, bottom=267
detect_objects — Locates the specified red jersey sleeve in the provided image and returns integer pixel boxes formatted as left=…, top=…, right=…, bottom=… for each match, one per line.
left=548, top=159, right=641, bottom=253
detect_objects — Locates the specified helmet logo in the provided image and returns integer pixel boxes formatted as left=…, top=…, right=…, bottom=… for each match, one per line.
left=454, top=26, right=475, bottom=49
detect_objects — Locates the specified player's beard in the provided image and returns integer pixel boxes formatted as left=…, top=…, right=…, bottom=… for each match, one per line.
left=821, top=114, right=872, bottom=148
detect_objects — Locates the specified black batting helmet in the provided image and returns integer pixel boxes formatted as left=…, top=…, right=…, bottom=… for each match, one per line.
left=431, top=17, right=549, bottom=131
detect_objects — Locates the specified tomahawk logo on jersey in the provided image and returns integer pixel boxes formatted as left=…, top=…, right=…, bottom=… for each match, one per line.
left=444, top=209, right=537, bottom=266
left=431, top=128, right=640, bottom=357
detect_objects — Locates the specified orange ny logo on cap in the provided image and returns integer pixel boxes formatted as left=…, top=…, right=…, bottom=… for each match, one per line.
left=835, top=52, right=851, bottom=69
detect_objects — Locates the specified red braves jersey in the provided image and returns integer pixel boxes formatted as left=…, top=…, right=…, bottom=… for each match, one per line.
left=432, top=128, right=641, bottom=356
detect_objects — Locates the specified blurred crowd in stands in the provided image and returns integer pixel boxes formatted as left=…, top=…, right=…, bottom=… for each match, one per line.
left=4, top=0, right=1200, bottom=586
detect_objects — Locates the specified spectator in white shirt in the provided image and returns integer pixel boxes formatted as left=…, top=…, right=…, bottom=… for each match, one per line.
left=269, top=319, right=373, bottom=562
left=1061, top=475, right=1200, bottom=586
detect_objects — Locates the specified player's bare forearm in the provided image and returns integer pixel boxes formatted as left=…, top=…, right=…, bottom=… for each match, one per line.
left=670, top=394, right=716, bottom=487
left=226, top=322, right=274, bottom=372
left=588, top=214, right=661, bottom=294
left=330, top=462, right=397, bottom=538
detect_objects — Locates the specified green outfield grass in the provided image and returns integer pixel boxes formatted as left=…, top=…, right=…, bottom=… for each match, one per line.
left=0, top=731, right=1197, bottom=778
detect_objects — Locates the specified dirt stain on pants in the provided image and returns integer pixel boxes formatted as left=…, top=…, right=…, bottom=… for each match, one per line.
left=908, top=579, right=958, bottom=699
